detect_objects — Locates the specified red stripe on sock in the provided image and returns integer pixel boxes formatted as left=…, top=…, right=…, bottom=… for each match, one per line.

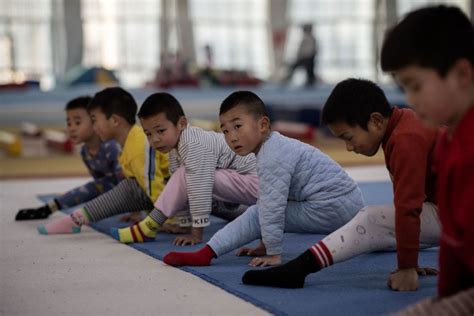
left=309, top=246, right=325, bottom=269
left=130, top=225, right=138, bottom=242
left=315, top=244, right=329, bottom=267
left=318, top=241, right=334, bottom=266
left=135, top=223, right=148, bottom=241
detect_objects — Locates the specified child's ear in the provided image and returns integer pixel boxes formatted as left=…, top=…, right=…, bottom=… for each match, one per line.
left=369, top=112, right=385, bottom=130
left=178, top=116, right=188, bottom=130
left=110, top=114, right=121, bottom=127
left=259, top=116, right=270, bottom=130
left=453, top=58, right=474, bottom=88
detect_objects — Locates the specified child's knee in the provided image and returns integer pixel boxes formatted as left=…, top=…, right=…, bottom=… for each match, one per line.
left=355, top=205, right=394, bottom=231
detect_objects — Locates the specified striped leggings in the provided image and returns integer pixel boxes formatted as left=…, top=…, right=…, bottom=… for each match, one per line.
left=83, top=178, right=153, bottom=222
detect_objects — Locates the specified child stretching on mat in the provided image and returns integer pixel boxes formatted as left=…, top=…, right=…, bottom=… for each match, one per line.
left=38, top=87, right=169, bottom=235
left=163, top=90, right=365, bottom=267
left=16, top=96, right=123, bottom=220
left=242, top=78, right=441, bottom=290
left=380, top=5, right=474, bottom=314
left=110, top=92, right=258, bottom=245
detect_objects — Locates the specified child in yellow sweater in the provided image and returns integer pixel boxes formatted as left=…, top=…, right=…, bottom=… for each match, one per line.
left=38, top=87, right=169, bottom=234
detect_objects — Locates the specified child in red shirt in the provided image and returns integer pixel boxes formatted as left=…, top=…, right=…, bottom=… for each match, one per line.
left=381, top=4, right=474, bottom=314
left=242, top=78, right=441, bottom=291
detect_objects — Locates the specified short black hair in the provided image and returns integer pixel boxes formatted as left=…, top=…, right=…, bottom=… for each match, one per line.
left=381, top=5, right=474, bottom=77
left=138, top=92, right=185, bottom=125
left=88, top=87, right=137, bottom=125
left=219, top=91, right=268, bottom=119
left=65, top=96, right=92, bottom=111
left=322, top=78, right=392, bottom=130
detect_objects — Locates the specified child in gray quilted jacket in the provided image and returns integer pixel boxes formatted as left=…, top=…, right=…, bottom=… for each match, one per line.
left=163, top=91, right=365, bottom=267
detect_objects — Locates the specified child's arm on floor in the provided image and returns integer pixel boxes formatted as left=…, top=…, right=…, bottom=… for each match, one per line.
left=171, top=141, right=217, bottom=245
left=389, top=135, right=435, bottom=291
left=255, top=158, right=292, bottom=265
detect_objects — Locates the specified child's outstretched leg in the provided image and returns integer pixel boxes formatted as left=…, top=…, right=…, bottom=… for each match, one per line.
left=243, top=203, right=440, bottom=288
left=16, top=199, right=59, bottom=220
left=111, top=166, right=190, bottom=243
left=243, top=249, right=319, bottom=288
left=38, top=178, right=155, bottom=236
left=37, top=208, right=90, bottom=234
left=164, top=205, right=261, bottom=266
left=110, top=209, right=168, bottom=243
left=164, top=245, right=216, bottom=266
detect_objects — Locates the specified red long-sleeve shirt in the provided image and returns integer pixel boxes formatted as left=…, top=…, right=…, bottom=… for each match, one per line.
left=435, top=106, right=474, bottom=298
left=382, top=107, right=439, bottom=269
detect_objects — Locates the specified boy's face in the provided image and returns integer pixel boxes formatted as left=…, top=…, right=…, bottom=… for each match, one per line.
left=394, top=64, right=468, bottom=127
left=219, top=105, right=269, bottom=156
left=328, top=117, right=385, bottom=157
left=66, top=108, right=95, bottom=145
left=140, top=112, right=186, bottom=153
left=89, top=108, right=115, bottom=141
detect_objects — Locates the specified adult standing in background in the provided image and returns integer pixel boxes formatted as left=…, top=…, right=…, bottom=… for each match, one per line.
left=285, top=23, right=318, bottom=87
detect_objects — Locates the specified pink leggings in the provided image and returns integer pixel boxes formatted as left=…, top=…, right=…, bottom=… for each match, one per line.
left=154, top=166, right=258, bottom=219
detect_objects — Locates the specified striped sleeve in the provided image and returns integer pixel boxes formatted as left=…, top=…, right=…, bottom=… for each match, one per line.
left=179, top=140, right=217, bottom=227
left=168, top=150, right=180, bottom=175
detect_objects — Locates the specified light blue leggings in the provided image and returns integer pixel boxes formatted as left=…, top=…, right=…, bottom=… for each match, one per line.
left=208, top=187, right=365, bottom=256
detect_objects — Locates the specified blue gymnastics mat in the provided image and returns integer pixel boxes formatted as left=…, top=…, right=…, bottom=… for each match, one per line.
left=38, top=181, right=439, bottom=316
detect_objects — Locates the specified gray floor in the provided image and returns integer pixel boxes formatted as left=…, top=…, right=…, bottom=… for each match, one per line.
left=0, top=178, right=270, bottom=316
left=0, top=166, right=389, bottom=316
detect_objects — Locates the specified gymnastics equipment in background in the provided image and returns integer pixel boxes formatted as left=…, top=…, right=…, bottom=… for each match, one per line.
left=43, top=130, right=74, bottom=153
left=0, top=131, right=22, bottom=157
left=21, top=122, right=43, bottom=137
left=272, top=121, right=316, bottom=143
left=189, top=118, right=315, bottom=143
left=64, top=66, right=119, bottom=87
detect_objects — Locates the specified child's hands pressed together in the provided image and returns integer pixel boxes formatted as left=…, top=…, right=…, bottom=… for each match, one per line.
left=173, top=227, right=203, bottom=246
left=248, top=254, right=282, bottom=267
left=236, top=240, right=266, bottom=257
left=388, top=268, right=420, bottom=291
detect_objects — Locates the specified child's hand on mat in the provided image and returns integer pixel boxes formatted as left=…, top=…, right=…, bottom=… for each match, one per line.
left=388, top=268, right=419, bottom=291
left=120, top=212, right=143, bottom=223
left=173, top=227, right=203, bottom=246
left=248, top=254, right=281, bottom=267
left=236, top=241, right=266, bottom=257
left=415, top=267, right=438, bottom=276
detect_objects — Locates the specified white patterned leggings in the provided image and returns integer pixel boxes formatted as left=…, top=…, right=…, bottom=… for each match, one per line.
left=315, top=203, right=440, bottom=266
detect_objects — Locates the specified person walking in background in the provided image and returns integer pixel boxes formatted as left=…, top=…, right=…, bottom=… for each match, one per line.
left=285, top=24, right=318, bottom=87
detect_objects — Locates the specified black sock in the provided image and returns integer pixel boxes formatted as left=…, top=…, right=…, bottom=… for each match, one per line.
left=242, top=250, right=320, bottom=288
left=15, top=204, right=53, bottom=220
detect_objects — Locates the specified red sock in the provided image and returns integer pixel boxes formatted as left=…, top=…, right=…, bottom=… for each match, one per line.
left=163, top=244, right=216, bottom=266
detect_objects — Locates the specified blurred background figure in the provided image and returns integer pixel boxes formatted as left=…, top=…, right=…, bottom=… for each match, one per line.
left=204, top=44, right=214, bottom=69
left=285, top=24, right=317, bottom=87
